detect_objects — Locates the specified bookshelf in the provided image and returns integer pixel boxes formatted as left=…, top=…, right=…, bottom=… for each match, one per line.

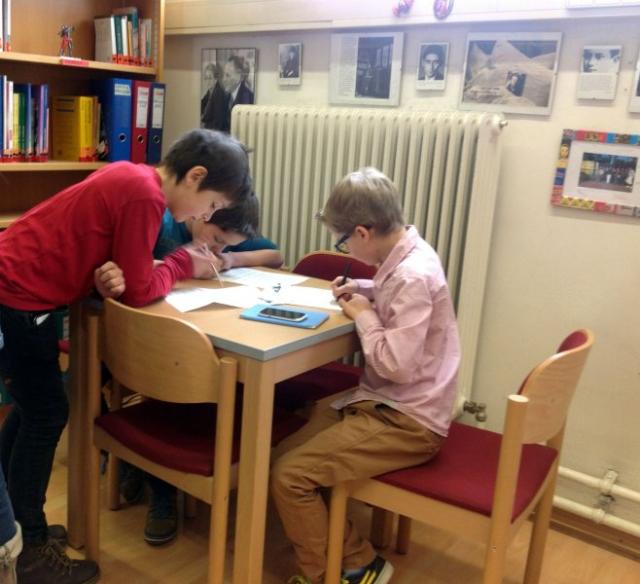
left=0, top=0, right=165, bottom=228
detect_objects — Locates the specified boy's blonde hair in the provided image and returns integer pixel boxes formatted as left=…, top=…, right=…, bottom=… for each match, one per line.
left=320, top=167, right=405, bottom=235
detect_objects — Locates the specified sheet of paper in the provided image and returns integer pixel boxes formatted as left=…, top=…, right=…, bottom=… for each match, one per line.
left=166, top=286, right=263, bottom=312
left=277, top=286, right=342, bottom=312
left=220, top=267, right=308, bottom=288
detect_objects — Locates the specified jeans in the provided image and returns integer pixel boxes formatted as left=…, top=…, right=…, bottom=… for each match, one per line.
left=0, top=304, right=68, bottom=545
left=0, top=466, right=16, bottom=545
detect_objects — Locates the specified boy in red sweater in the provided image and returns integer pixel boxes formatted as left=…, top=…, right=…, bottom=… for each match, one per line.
left=0, top=129, right=251, bottom=584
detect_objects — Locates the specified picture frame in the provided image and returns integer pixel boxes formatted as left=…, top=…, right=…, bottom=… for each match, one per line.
left=329, top=32, right=404, bottom=107
left=551, top=129, right=640, bottom=218
left=460, top=32, right=562, bottom=116
left=200, top=48, right=257, bottom=133
left=278, top=43, right=302, bottom=86
left=577, top=45, right=621, bottom=101
left=629, top=49, right=640, bottom=113
left=416, top=42, right=448, bottom=91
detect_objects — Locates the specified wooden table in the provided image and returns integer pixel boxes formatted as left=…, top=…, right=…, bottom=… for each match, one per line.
left=66, top=274, right=359, bottom=583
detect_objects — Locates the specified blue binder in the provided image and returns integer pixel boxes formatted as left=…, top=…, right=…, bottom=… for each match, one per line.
left=147, top=82, right=165, bottom=164
left=94, top=78, right=132, bottom=161
left=240, top=304, right=330, bottom=329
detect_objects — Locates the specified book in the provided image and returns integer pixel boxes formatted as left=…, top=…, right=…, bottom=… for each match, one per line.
left=51, top=96, right=95, bottom=161
left=94, top=15, right=117, bottom=63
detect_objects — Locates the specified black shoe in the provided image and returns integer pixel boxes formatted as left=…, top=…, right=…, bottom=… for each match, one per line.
left=342, top=556, right=394, bottom=584
left=17, top=539, right=100, bottom=584
left=119, top=463, right=145, bottom=505
left=144, top=491, right=178, bottom=546
left=48, top=524, right=68, bottom=547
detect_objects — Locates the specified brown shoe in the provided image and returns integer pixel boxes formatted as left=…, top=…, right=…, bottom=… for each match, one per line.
left=17, top=539, right=99, bottom=584
left=48, top=524, right=68, bottom=547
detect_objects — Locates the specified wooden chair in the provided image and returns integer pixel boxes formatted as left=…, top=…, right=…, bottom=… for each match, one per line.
left=325, top=329, right=594, bottom=584
left=84, top=299, right=304, bottom=584
left=275, top=251, right=376, bottom=410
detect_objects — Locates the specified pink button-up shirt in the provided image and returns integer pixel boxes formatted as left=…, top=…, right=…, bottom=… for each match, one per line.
left=331, top=226, right=460, bottom=436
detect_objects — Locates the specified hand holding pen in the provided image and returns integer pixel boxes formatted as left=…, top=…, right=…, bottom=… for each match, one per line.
left=330, top=263, right=356, bottom=302
left=183, top=243, right=224, bottom=286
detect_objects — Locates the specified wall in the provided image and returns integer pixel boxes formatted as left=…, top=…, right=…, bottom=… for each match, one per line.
left=163, top=16, right=640, bottom=523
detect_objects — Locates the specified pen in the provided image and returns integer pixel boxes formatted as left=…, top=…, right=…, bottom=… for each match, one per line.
left=200, top=244, right=223, bottom=288
left=337, top=262, right=352, bottom=301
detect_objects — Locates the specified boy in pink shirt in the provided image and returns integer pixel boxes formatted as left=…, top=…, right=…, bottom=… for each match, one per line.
left=272, top=168, right=460, bottom=584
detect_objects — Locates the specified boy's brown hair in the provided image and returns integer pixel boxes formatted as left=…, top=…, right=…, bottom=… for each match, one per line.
left=320, top=167, right=405, bottom=235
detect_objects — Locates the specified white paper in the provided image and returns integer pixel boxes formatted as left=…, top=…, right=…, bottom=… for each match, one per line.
left=166, top=286, right=265, bottom=312
left=277, top=286, right=342, bottom=312
left=219, top=268, right=308, bottom=288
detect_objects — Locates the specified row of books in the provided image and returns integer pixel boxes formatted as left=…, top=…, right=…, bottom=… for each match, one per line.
left=94, top=7, right=154, bottom=66
left=0, top=77, right=49, bottom=161
left=0, top=77, right=165, bottom=164
left=0, top=0, right=11, bottom=52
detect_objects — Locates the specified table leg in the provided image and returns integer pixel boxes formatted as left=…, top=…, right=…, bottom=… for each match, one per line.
left=232, top=359, right=275, bottom=584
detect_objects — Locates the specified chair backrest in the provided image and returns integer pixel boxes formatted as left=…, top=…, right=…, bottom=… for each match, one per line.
left=293, top=251, right=376, bottom=281
left=518, top=329, right=594, bottom=446
left=100, top=299, right=226, bottom=404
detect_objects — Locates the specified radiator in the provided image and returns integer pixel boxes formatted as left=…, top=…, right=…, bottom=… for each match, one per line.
left=231, top=106, right=505, bottom=404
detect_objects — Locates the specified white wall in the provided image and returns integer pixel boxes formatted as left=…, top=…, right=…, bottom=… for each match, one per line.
left=163, top=16, right=640, bottom=523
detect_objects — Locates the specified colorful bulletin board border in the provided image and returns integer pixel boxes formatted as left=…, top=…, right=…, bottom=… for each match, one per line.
left=551, top=129, right=640, bottom=218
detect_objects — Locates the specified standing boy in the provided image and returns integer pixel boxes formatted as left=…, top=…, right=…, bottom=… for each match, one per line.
left=272, top=168, right=460, bottom=584
left=0, top=129, right=251, bottom=584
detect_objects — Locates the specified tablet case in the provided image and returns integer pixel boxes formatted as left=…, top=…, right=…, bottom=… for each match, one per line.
left=240, top=304, right=329, bottom=329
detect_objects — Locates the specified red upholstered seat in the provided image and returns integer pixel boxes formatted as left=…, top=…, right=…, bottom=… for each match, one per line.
left=293, top=252, right=376, bottom=282
left=58, top=339, right=70, bottom=354
left=95, top=400, right=306, bottom=476
left=375, top=421, right=557, bottom=521
left=275, top=361, right=361, bottom=410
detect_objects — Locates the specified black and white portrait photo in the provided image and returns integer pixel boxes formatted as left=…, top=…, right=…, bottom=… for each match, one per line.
left=329, top=32, right=404, bottom=107
left=201, top=48, right=257, bottom=132
left=577, top=45, right=621, bottom=101
left=460, top=32, right=562, bottom=116
left=416, top=43, right=448, bottom=91
left=278, top=43, right=301, bottom=86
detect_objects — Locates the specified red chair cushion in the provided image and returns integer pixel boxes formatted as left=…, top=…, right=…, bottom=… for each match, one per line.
left=58, top=340, right=70, bottom=354
left=375, top=421, right=557, bottom=521
left=95, top=400, right=306, bottom=476
left=275, top=362, right=362, bottom=411
left=293, top=254, right=376, bottom=281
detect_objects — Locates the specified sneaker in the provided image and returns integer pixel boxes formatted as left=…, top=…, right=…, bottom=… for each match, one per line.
left=17, top=539, right=100, bottom=584
left=143, top=490, right=178, bottom=546
left=120, top=462, right=145, bottom=505
left=48, top=524, right=68, bottom=547
left=0, top=522, right=22, bottom=584
left=341, top=556, right=394, bottom=584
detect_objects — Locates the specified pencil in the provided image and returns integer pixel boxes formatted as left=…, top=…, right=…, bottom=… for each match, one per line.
left=337, top=262, right=352, bottom=301
left=210, top=261, right=223, bottom=288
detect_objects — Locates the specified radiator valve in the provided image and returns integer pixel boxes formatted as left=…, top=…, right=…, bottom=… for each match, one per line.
left=463, top=400, right=487, bottom=423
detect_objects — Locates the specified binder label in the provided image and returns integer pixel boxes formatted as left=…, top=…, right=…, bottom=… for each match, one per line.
left=114, top=83, right=131, bottom=97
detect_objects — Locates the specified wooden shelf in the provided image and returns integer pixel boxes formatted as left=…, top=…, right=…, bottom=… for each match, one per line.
left=0, top=51, right=157, bottom=76
left=0, top=213, right=22, bottom=228
left=0, top=161, right=107, bottom=172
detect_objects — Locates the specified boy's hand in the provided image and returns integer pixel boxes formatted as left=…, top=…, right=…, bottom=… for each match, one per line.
left=217, top=252, right=234, bottom=271
left=331, top=276, right=358, bottom=300
left=338, top=293, right=372, bottom=319
left=94, top=261, right=125, bottom=299
left=184, top=245, right=225, bottom=280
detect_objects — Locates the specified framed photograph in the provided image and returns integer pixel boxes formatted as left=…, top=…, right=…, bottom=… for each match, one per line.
left=416, top=43, right=448, bottom=91
left=278, top=43, right=302, bottom=86
left=200, top=48, right=257, bottom=133
left=460, top=32, right=562, bottom=116
left=551, top=129, right=640, bottom=218
left=329, top=32, right=404, bottom=107
left=577, top=45, right=621, bottom=100
left=629, top=49, right=640, bottom=113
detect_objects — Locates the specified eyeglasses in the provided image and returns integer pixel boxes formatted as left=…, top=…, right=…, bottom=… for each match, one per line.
left=334, top=231, right=352, bottom=254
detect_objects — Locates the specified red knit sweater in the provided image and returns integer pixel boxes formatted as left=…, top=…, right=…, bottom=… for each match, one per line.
left=0, top=162, right=193, bottom=310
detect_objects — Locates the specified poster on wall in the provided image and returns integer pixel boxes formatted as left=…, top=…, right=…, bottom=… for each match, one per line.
left=416, top=43, right=448, bottom=91
left=329, top=32, right=404, bottom=107
left=278, top=43, right=302, bottom=86
left=460, top=32, right=562, bottom=116
left=628, top=49, right=640, bottom=113
left=200, top=48, right=257, bottom=133
left=551, top=129, right=640, bottom=218
left=577, top=45, right=621, bottom=100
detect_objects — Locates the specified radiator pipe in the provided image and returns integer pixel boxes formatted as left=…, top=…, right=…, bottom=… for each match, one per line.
left=558, top=467, right=640, bottom=505
left=554, top=495, right=640, bottom=538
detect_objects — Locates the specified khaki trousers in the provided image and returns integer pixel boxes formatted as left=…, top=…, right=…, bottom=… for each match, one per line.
left=271, top=400, right=444, bottom=583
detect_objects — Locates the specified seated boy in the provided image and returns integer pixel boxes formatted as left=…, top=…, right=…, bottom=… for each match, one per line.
left=271, top=168, right=461, bottom=584
left=121, top=193, right=283, bottom=546
left=153, top=191, right=283, bottom=270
